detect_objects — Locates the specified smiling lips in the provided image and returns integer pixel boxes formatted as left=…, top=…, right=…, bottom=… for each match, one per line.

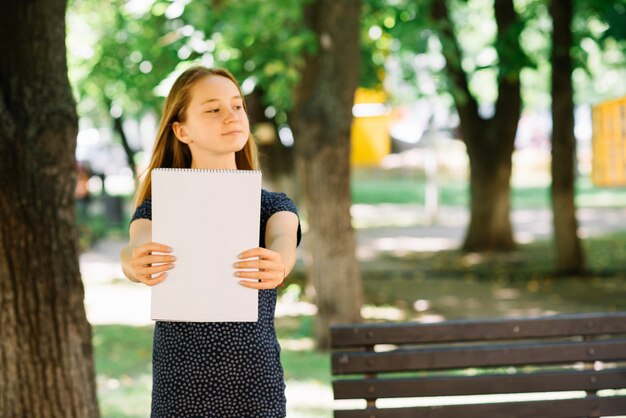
left=223, top=130, right=242, bottom=136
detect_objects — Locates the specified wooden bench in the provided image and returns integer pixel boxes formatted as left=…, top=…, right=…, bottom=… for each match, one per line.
left=330, top=312, right=626, bottom=418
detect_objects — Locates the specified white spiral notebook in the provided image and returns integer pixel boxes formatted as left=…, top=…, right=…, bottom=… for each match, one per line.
left=151, top=168, right=261, bottom=322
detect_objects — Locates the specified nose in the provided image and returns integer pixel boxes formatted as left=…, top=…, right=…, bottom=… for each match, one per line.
left=224, top=108, right=237, bottom=124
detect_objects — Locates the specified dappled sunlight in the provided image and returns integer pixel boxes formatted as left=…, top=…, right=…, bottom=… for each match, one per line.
left=357, top=236, right=459, bottom=261
left=351, top=203, right=426, bottom=228
left=461, top=252, right=485, bottom=266
left=413, top=299, right=430, bottom=312
left=511, top=209, right=552, bottom=241
left=276, top=284, right=318, bottom=317
left=96, top=374, right=152, bottom=417
left=492, top=288, right=521, bottom=300
left=374, top=344, right=400, bottom=353
left=361, top=304, right=405, bottom=321
left=413, top=313, right=447, bottom=323
left=374, top=391, right=588, bottom=409
left=437, top=213, right=470, bottom=227
left=279, top=338, right=315, bottom=351
left=80, top=258, right=125, bottom=285
left=275, top=301, right=318, bottom=317
left=578, top=207, right=626, bottom=237
left=286, top=381, right=335, bottom=417
left=85, top=281, right=152, bottom=326
left=516, top=231, right=540, bottom=244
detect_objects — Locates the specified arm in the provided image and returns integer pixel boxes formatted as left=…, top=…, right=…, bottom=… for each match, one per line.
left=235, top=211, right=300, bottom=289
left=265, top=211, right=299, bottom=278
left=120, top=219, right=175, bottom=286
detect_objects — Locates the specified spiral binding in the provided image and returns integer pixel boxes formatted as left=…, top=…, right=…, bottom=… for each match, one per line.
left=153, top=168, right=261, bottom=174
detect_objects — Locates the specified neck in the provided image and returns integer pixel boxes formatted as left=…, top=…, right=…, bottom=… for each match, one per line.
left=190, top=153, right=238, bottom=170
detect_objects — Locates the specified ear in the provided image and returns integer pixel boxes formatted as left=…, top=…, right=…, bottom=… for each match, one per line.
left=172, top=121, right=193, bottom=144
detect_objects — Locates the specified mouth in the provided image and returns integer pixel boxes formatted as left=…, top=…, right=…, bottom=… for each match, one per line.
left=223, top=130, right=243, bottom=136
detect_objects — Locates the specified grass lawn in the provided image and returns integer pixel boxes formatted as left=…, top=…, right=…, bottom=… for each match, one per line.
left=93, top=322, right=332, bottom=418
left=351, top=175, right=626, bottom=208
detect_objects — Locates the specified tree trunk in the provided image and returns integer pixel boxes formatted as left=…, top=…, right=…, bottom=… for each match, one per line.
left=0, top=1, right=100, bottom=417
left=464, top=129, right=516, bottom=250
left=550, top=0, right=585, bottom=273
left=290, top=0, right=364, bottom=348
left=432, top=0, right=521, bottom=251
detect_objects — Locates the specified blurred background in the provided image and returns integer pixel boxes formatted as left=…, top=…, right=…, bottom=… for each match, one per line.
left=61, top=0, right=626, bottom=416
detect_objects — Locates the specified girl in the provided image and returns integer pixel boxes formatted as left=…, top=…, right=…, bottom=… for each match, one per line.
left=120, top=66, right=301, bottom=417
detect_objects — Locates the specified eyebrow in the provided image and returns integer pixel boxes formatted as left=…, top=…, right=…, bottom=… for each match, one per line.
left=200, top=96, right=242, bottom=105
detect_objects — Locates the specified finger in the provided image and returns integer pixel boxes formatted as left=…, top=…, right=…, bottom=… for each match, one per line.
left=134, top=254, right=176, bottom=266
left=146, top=242, right=173, bottom=252
left=132, top=243, right=172, bottom=258
left=234, top=270, right=280, bottom=280
left=238, top=279, right=279, bottom=290
left=138, top=271, right=168, bottom=287
left=238, top=247, right=278, bottom=261
left=130, top=257, right=174, bottom=272
left=136, top=263, right=175, bottom=277
left=233, top=260, right=278, bottom=270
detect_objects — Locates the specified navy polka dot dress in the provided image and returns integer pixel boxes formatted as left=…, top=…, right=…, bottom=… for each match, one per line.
left=131, top=189, right=302, bottom=418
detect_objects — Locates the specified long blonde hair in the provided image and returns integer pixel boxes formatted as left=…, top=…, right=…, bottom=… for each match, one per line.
left=134, top=66, right=259, bottom=207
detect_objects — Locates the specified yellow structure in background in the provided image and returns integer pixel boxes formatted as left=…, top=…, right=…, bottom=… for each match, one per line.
left=350, top=88, right=391, bottom=166
left=592, top=96, right=626, bottom=186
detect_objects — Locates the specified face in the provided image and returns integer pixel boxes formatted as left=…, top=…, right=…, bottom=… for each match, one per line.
left=173, top=75, right=250, bottom=162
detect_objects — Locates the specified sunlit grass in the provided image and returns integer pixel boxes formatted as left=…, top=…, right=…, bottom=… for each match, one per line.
left=351, top=175, right=626, bottom=208
left=93, top=317, right=331, bottom=418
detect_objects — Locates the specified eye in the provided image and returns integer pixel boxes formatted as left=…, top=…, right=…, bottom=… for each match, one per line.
left=206, top=108, right=219, bottom=113
left=234, top=105, right=243, bottom=110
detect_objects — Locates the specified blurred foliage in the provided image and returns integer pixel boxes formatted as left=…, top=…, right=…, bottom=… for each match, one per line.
left=66, top=0, right=626, bottom=141
left=370, top=0, right=626, bottom=109
left=577, top=0, right=626, bottom=43
left=68, top=0, right=181, bottom=123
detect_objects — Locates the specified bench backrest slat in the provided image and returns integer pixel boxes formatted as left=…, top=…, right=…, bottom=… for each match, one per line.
left=331, top=312, right=626, bottom=347
left=334, top=395, right=626, bottom=418
left=333, top=339, right=626, bottom=374
left=332, top=367, right=626, bottom=399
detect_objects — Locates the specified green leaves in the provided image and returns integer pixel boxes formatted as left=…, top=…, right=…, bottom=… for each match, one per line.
left=69, top=0, right=317, bottom=123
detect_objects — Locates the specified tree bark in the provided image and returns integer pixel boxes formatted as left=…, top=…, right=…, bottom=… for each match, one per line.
left=464, top=130, right=516, bottom=250
left=432, top=0, right=521, bottom=251
left=0, top=1, right=100, bottom=417
left=550, top=0, right=585, bottom=273
left=290, top=0, right=364, bottom=348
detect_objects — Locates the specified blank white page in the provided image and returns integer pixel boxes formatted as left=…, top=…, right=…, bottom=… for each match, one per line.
left=151, top=168, right=261, bottom=322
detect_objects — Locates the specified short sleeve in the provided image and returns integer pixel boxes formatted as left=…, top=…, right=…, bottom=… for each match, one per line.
left=131, top=197, right=152, bottom=223
left=263, top=192, right=302, bottom=247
